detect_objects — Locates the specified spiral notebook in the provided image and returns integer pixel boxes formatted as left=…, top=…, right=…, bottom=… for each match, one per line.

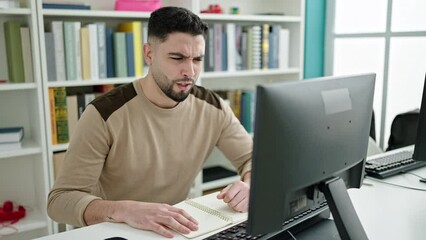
left=174, top=192, right=248, bottom=239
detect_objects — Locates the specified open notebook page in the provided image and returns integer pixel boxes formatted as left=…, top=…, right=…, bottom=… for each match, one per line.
left=173, top=192, right=248, bottom=239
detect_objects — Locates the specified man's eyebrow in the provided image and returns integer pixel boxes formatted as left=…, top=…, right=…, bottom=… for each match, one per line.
left=168, top=52, right=205, bottom=59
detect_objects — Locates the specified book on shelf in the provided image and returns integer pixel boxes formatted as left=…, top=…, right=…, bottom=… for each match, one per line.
left=117, top=21, right=143, bottom=77
left=0, top=141, right=22, bottom=151
left=66, top=95, right=79, bottom=140
left=96, top=22, right=107, bottom=79
left=279, top=28, right=290, bottom=69
left=125, top=32, right=135, bottom=77
left=0, top=0, right=19, bottom=8
left=45, top=32, right=57, bottom=82
left=105, top=27, right=115, bottom=78
left=0, top=127, right=24, bottom=143
left=88, top=23, right=99, bottom=80
left=49, top=88, right=58, bottom=144
left=63, top=22, right=78, bottom=81
left=20, top=27, right=34, bottom=83
left=54, top=87, right=69, bottom=144
left=80, top=26, right=91, bottom=80
left=113, top=32, right=128, bottom=77
left=51, top=21, right=66, bottom=81
left=4, top=20, right=25, bottom=83
left=174, top=191, right=247, bottom=239
left=42, top=3, right=91, bottom=10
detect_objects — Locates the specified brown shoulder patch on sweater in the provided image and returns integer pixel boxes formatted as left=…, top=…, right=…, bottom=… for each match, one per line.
left=190, top=85, right=222, bottom=110
left=90, top=83, right=137, bottom=121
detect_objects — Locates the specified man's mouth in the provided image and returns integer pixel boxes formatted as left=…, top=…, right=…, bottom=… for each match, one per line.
left=176, top=81, right=193, bottom=91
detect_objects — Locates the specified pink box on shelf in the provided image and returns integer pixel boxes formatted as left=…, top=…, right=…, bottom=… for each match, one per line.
left=114, top=0, right=162, bottom=12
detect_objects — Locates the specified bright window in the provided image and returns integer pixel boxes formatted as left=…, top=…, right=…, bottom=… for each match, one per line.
left=326, top=0, right=426, bottom=149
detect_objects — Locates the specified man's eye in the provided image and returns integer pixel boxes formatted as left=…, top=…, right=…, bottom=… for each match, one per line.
left=194, top=58, right=203, bottom=62
left=171, top=57, right=183, bottom=61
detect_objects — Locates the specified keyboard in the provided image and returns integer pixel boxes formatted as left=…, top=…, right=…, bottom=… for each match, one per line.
left=365, top=150, right=426, bottom=179
left=204, top=202, right=328, bottom=240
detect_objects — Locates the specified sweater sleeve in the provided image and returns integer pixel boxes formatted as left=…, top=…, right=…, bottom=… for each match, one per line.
left=216, top=99, right=252, bottom=177
left=47, top=105, right=111, bottom=227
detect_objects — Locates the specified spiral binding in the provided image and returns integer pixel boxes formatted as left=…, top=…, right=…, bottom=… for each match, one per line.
left=185, top=200, right=233, bottom=223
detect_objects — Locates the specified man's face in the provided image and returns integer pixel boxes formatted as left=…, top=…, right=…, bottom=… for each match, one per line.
left=148, top=32, right=205, bottom=102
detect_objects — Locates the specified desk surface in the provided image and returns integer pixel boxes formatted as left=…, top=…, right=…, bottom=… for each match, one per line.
left=36, top=149, right=426, bottom=240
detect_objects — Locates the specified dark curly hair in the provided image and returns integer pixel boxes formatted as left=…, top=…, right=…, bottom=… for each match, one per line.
left=148, top=6, right=209, bottom=42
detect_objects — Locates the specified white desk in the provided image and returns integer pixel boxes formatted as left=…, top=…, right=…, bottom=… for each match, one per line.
left=36, top=150, right=426, bottom=240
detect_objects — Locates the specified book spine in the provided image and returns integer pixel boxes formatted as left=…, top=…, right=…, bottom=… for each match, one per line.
left=54, top=87, right=69, bottom=143
left=88, top=23, right=99, bottom=80
left=42, top=3, right=91, bottom=10
left=48, top=88, right=58, bottom=144
left=4, top=20, right=25, bottom=83
left=96, top=22, right=107, bottom=79
left=105, top=27, right=115, bottom=78
left=80, top=27, right=91, bottom=80
left=20, top=27, right=34, bottom=83
left=113, top=32, right=127, bottom=77
left=51, top=21, right=66, bottom=81
left=279, top=28, right=290, bottom=69
left=125, top=32, right=135, bottom=77
left=66, top=95, right=78, bottom=140
left=63, top=22, right=77, bottom=80
left=74, top=22, right=82, bottom=80
left=44, top=32, right=57, bottom=82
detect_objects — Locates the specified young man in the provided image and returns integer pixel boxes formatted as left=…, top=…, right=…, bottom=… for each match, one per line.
left=47, top=6, right=252, bottom=238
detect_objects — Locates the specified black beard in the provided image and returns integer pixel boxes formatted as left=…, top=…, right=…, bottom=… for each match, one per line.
left=154, top=75, right=195, bottom=102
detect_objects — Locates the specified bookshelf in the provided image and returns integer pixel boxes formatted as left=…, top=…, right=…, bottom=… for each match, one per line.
left=33, top=0, right=305, bottom=233
left=0, top=0, right=51, bottom=239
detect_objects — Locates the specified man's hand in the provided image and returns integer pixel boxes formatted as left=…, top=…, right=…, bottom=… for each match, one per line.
left=217, top=172, right=251, bottom=212
left=85, top=200, right=199, bottom=238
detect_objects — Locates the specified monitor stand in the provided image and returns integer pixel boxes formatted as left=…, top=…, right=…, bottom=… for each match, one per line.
left=319, top=177, right=368, bottom=240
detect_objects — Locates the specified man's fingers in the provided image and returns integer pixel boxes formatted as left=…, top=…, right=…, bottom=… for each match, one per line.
left=168, top=209, right=199, bottom=231
left=150, top=223, right=176, bottom=238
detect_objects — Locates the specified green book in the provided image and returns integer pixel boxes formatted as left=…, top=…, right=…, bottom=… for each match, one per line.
left=113, top=32, right=127, bottom=77
left=54, top=87, right=69, bottom=143
left=4, top=21, right=25, bottom=83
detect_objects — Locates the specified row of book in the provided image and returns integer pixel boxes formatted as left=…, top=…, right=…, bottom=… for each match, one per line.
left=3, top=21, right=34, bottom=83
left=45, top=20, right=146, bottom=82
left=49, top=85, right=114, bottom=144
left=215, top=89, right=256, bottom=133
left=205, top=23, right=290, bottom=72
left=0, top=127, right=24, bottom=151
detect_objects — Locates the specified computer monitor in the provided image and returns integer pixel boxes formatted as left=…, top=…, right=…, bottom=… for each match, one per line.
left=247, top=73, right=376, bottom=239
left=413, top=74, right=426, bottom=161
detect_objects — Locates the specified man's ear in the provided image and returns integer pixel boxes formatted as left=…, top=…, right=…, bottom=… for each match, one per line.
left=143, top=43, right=153, bottom=65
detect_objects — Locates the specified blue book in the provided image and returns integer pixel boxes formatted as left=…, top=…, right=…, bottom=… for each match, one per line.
left=0, top=127, right=24, bottom=143
left=125, top=32, right=135, bottom=77
left=105, top=27, right=115, bottom=78
left=42, top=3, right=91, bottom=10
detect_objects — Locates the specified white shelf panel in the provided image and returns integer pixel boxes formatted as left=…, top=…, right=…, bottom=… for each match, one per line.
left=0, top=140, right=42, bottom=159
left=47, top=77, right=135, bottom=87
left=0, top=8, right=31, bottom=15
left=0, top=208, right=48, bottom=235
left=200, top=13, right=301, bottom=23
left=202, top=68, right=300, bottom=79
left=0, top=83, right=38, bottom=91
left=201, top=175, right=241, bottom=191
left=43, top=9, right=151, bottom=19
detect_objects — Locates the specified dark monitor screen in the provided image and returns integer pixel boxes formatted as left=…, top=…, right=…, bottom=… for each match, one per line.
left=413, top=74, right=426, bottom=161
left=247, top=73, right=376, bottom=239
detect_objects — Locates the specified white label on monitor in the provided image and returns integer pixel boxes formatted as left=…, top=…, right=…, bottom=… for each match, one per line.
left=321, top=88, right=352, bottom=115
